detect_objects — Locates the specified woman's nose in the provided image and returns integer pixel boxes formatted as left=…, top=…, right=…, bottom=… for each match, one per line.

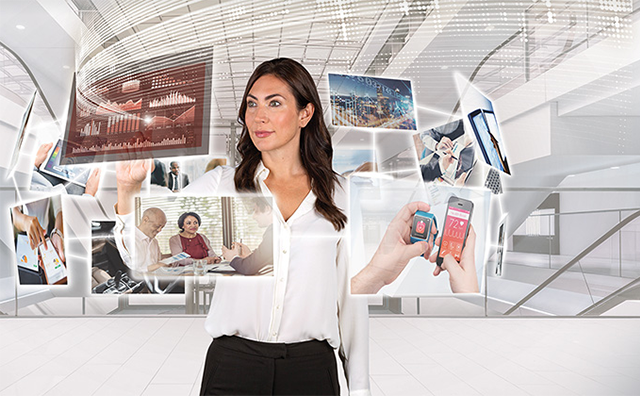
left=254, top=104, right=268, bottom=122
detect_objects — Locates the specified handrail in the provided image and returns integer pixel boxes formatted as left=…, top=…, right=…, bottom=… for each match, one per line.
left=449, top=27, right=523, bottom=118
left=0, top=41, right=57, bottom=120
left=526, top=207, right=640, bottom=217
left=504, top=209, right=640, bottom=315
left=577, top=277, right=640, bottom=316
left=451, top=2, right=640, bottom=120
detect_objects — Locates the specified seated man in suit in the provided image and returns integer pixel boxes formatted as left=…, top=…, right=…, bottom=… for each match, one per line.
left=167, top=161, right=190, bottom=192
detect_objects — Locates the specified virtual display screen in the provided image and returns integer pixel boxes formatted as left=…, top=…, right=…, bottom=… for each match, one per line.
left=329, top=73, right=416, bottom=130
left=61, top=50, right=211, bottom=164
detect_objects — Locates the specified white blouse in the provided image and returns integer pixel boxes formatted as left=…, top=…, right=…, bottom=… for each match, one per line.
left=184, top=162, right=370, bottom=395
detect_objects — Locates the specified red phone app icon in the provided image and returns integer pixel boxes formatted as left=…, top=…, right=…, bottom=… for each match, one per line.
left=416, top=220, right=425, bottom=234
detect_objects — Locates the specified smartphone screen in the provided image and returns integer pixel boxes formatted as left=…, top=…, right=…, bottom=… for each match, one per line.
left=438, top=201, right=472, bottom=262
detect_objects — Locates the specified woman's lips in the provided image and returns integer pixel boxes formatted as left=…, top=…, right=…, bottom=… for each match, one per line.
left=254, top=130, right=274, bottom=138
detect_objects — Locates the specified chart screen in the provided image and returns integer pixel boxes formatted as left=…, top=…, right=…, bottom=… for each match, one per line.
left=62, top=50, right=211, bottom=164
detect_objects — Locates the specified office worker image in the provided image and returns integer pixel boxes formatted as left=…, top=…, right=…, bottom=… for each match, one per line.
left=115, top=58, right=370, bottom=395
left=168, top=212, right=221, bottom=266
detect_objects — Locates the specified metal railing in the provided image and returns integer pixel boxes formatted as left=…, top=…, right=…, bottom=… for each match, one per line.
left=501, top=208, right=640, bottom=316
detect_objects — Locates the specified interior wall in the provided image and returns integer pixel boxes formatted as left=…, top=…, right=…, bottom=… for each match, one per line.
left=559, top=191, right=640, bottom=257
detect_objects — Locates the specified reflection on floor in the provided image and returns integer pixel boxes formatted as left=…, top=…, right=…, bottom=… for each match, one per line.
left=1, top=317, right=639, bottom=395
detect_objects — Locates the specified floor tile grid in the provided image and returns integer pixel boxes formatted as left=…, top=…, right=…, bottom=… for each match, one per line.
left=144, top=318, right=209, bottom=392
left=370, top=318, right=440, bottom=395
left=0, top=318, right=160, bottom=396
left=91, top=318, right=193, bottom=396
left=435, top=319, right=620, bottom=394
left=40, top=318, right=149, bottom=396
left=403, top=318, right=640, bottom=396
left=2, top=318, right=640, bottom=395
left=0, top=318, right=138, bottom=395
left=390, top=318, right=573, bottom=396
left=0, top=318, right=77, bottom=362
left=0, top=318, right=106, bottom=390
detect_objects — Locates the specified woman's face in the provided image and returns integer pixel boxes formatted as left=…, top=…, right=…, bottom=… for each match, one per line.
left=183, top=215, right=200, bottom=234
left=244, top=74, right=313, bottom=155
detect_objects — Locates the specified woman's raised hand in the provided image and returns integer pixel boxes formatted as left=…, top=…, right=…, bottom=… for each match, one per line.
left=116, top=159, right=152, bottom=192
left=115, top=159, right=152, bottom=215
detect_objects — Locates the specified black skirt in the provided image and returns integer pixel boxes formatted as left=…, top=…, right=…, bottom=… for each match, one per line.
left=200, top=335, right=340, bottom=396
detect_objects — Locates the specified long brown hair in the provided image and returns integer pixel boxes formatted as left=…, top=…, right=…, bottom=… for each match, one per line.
left=234, top=58, right=346, bottom=231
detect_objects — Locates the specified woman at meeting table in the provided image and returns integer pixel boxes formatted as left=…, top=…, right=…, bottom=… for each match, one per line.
left=168, top=212, right=221, bottom=266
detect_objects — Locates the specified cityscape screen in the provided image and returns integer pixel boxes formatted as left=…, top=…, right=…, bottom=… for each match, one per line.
left=329, top=73, right=416, bottom=130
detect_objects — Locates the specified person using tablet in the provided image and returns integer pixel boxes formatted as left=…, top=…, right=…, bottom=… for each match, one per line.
left=31, top=141, right=101, bottom=196
left=11, top=196, right=66, bottom=266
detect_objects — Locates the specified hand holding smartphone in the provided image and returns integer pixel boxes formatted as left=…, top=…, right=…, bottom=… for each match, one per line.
left=436, top=196, right=473, bottom=266
left=430, top=196, right=479, bottom=293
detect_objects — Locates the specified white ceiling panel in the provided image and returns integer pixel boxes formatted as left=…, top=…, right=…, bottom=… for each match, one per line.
left=278, top=45, right=306, bottom=60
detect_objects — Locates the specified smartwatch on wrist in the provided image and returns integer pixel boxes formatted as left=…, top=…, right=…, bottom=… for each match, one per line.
left=410, top=211, right=437, bottom=251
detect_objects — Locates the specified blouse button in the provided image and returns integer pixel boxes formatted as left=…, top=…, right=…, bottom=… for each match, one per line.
left=282, top=249, right=287, bottom=254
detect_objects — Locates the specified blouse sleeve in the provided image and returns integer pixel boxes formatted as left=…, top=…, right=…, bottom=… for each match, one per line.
left=169, top=234, right=194, bottom=266
left=200, top=234, right=218, bottom=258
left=336, top=237, right=371, bottom=396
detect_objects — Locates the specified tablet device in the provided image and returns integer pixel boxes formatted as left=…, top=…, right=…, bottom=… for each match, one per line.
left=16, top=234, right=39, bottom=272
left=468, top=109, right=510, bottom=174
left=39, top=139, right=92, bottom=187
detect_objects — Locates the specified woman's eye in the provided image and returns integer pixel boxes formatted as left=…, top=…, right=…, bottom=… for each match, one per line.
left=247, top=101, right=257, bottom=108
left=269, top=100, right=281, bottom=107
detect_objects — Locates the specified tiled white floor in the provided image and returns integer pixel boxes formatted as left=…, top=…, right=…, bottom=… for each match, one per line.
left=0, top=317, right=639, bottom=395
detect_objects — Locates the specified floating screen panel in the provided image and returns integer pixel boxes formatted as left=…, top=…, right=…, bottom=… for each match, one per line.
left=329, top=73, right=416, bottom=131
left=61, top=48, right=212, bottom=164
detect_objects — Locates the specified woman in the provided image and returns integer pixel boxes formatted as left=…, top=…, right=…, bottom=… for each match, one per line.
left=116, top=58, right=369, bottom=395
left=168, top=212, right=221, bottom=266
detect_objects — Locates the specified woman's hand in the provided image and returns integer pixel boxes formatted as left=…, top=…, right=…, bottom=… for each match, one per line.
left=351, top=201, right=436, bottom=294
left=429, top=225, right=479, bottom=293
left=115, top=159, right=152, bottom=214
left=116, top=159, right=151, bottom=191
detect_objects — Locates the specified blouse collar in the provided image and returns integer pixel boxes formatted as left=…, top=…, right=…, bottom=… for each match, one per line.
left=254, top=160, right=317, bottom=224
